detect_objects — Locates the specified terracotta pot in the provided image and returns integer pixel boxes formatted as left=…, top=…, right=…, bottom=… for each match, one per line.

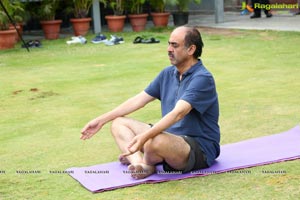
left=128, top=14, right=148, bottom=32
left=9, top=24, right=22, bottom=42
left=40, top=20, right=62, bottom=40
left=105, top=15, right=126, bottom=32
left=0, top=29, right=17, bottom=50
left=151, top=12, right=170, bottom=27
left=70, top=18, right=92, bottom=36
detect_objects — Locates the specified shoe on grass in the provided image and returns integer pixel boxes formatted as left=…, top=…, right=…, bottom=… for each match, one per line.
left=22, top=40, right=42, bottom=48
left=105, top=35, right=124, bottom=46
left=66, top=36, right=87, bottom=45
left=91, top=34, right=107, bottom=44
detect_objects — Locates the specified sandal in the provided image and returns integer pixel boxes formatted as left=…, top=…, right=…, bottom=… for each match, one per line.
left=141, top=37, right=160, bottom=44
left=133, top=36, right=160, bottom=44
left=133, top=36, right=143, bottom=44
left=22, top=40, right=42, bottom=48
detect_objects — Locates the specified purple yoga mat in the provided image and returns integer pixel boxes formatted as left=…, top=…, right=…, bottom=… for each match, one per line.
left=67, top=125, right=300, bottom=193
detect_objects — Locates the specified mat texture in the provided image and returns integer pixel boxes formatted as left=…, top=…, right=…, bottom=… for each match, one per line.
left=67, top=125, right=300, bottom=193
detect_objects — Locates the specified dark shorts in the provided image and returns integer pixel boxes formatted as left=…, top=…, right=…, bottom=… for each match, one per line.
left=162, top=135, right=208, bottom=173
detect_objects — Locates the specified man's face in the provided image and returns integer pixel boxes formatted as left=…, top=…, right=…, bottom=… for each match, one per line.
left=167, top=28, right=189, bottom=67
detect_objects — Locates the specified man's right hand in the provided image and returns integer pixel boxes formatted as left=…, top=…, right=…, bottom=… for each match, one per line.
left=80, top=118, right=103, bottom=140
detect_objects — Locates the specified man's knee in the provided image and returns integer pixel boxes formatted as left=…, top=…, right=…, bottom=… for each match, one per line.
left=143, top=135, right=165, bottom=164
left=144, top=134, right=165, bottom=154
left=143, top=134, right=190, bottom=165
left=110, top=117, right=126, bottom=135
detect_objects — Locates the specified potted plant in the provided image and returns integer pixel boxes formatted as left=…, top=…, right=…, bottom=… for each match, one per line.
left=0, top=0, right=18, bottom=50
left=39, top=0, right=62, bottom=40
left=127, top=0, right=148, bottom=32
left=8, top=0, right=27, bottom=42
left=100, top=0, right=126, bottom=32
left=69, top=0, right=93, bottom=36
left=169, top=0, right=202, bottom=26
left=149, top=0, right=171, bottom=27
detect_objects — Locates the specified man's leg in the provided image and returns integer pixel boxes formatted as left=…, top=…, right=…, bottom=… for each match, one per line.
left=129, top=133, right=191, bottom=179
left=147, top=133, right=191, bottom=168
left=262, top=0, right=272, bottom=17
left=110, top=117, right=151, bottom=165
left=250, top=0, right=262, bottom=18
left=110, top=117, right=191, bottom=179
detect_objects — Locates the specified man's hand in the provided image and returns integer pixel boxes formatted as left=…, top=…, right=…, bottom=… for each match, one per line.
left=121, top=134, right=148, bottom=157
left=80, top=118, right=104, bottom=140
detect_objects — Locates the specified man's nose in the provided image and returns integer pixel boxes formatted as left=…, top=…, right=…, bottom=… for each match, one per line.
left=167, top=44, right=173, bottom=52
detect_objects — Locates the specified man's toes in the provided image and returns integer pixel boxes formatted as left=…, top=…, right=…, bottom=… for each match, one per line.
left=128, top=164, right=155, bottom=179
left=119, top=155, right=130, bottom=165
left=128, top=164, right=135, bottom=171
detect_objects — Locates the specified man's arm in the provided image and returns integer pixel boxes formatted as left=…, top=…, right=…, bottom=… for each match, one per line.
left=124, top=99, right=192, bottom=155
left=81, top=91, right=155, bottom=140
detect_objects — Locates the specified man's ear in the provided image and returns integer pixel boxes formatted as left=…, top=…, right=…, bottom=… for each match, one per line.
left=187, top=45, right=196, bottom=56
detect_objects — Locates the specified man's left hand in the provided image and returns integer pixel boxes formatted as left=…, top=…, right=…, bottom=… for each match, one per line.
left=121, top=134, right=147, bottom=157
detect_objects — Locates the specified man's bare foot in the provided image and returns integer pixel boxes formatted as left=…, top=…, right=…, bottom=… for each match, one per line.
left=119, top=155, right=130, bottom=165
left=128, top=163, right=156, bottom=179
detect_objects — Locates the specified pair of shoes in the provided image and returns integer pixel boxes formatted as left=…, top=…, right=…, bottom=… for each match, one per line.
left=266, top=13, right=273, bottom=18
left=22, top=40, right=42, bottom=48
left=104, top=35, right=124, bottom=46
left=66, top=36, right=87, bottom=45
left=133, top=36, right=160, bottom=44
left=91, top=34, right=107, bottom=44
left=250, top=14, right=261, bottom=19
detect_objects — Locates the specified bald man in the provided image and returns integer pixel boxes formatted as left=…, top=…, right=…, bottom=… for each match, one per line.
left=81, top=26, right=220, bottom=179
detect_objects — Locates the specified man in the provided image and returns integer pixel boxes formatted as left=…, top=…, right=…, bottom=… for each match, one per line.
left=81, top=26, right=220, bottom=179
left=296, top=7, right=300, bottom=15
left=250, top=0, right=273, bottom=18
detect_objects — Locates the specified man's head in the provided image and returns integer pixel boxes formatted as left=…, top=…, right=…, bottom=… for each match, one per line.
left=168, top=26, right=204, bottom=67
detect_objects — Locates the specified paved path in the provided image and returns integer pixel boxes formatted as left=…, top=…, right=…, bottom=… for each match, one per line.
left=186, top=11, right=300, bottom=32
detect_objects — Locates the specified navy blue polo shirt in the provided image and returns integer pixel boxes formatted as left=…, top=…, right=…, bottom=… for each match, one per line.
left=144, top=60, right=220, bottom=166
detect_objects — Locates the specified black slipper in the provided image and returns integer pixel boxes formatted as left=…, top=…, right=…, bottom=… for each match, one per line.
left=33, top=40, right=42, bottom=47
left=150, top=37, right=160, bottom=43
left=141, top=37, right=160, bottom=44
left=22, top=40, right=33, bottom=48
left=22, top=40, right=42, bottom=48
left=133, top=36, right=143, bottom=44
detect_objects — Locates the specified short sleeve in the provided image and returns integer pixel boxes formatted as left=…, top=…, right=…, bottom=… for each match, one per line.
left=181, top=75, right=217, bottom=114
left=144, top=72, right=162, bottom=100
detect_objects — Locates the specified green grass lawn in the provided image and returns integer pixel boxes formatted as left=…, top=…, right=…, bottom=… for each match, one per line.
left=1, top=27, right=300, bottom=200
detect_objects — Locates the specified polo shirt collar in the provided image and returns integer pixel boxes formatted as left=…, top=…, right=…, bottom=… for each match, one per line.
left=173, top=59, right=203, bottom=77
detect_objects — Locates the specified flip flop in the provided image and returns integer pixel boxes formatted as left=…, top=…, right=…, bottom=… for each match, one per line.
left=33, top=40, right=42, bottom=47
left=133, top=36, right=143, bottom=44
left=22, top=40, right=42, bottom=48
left=141, top=37, right=160, bottom=44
